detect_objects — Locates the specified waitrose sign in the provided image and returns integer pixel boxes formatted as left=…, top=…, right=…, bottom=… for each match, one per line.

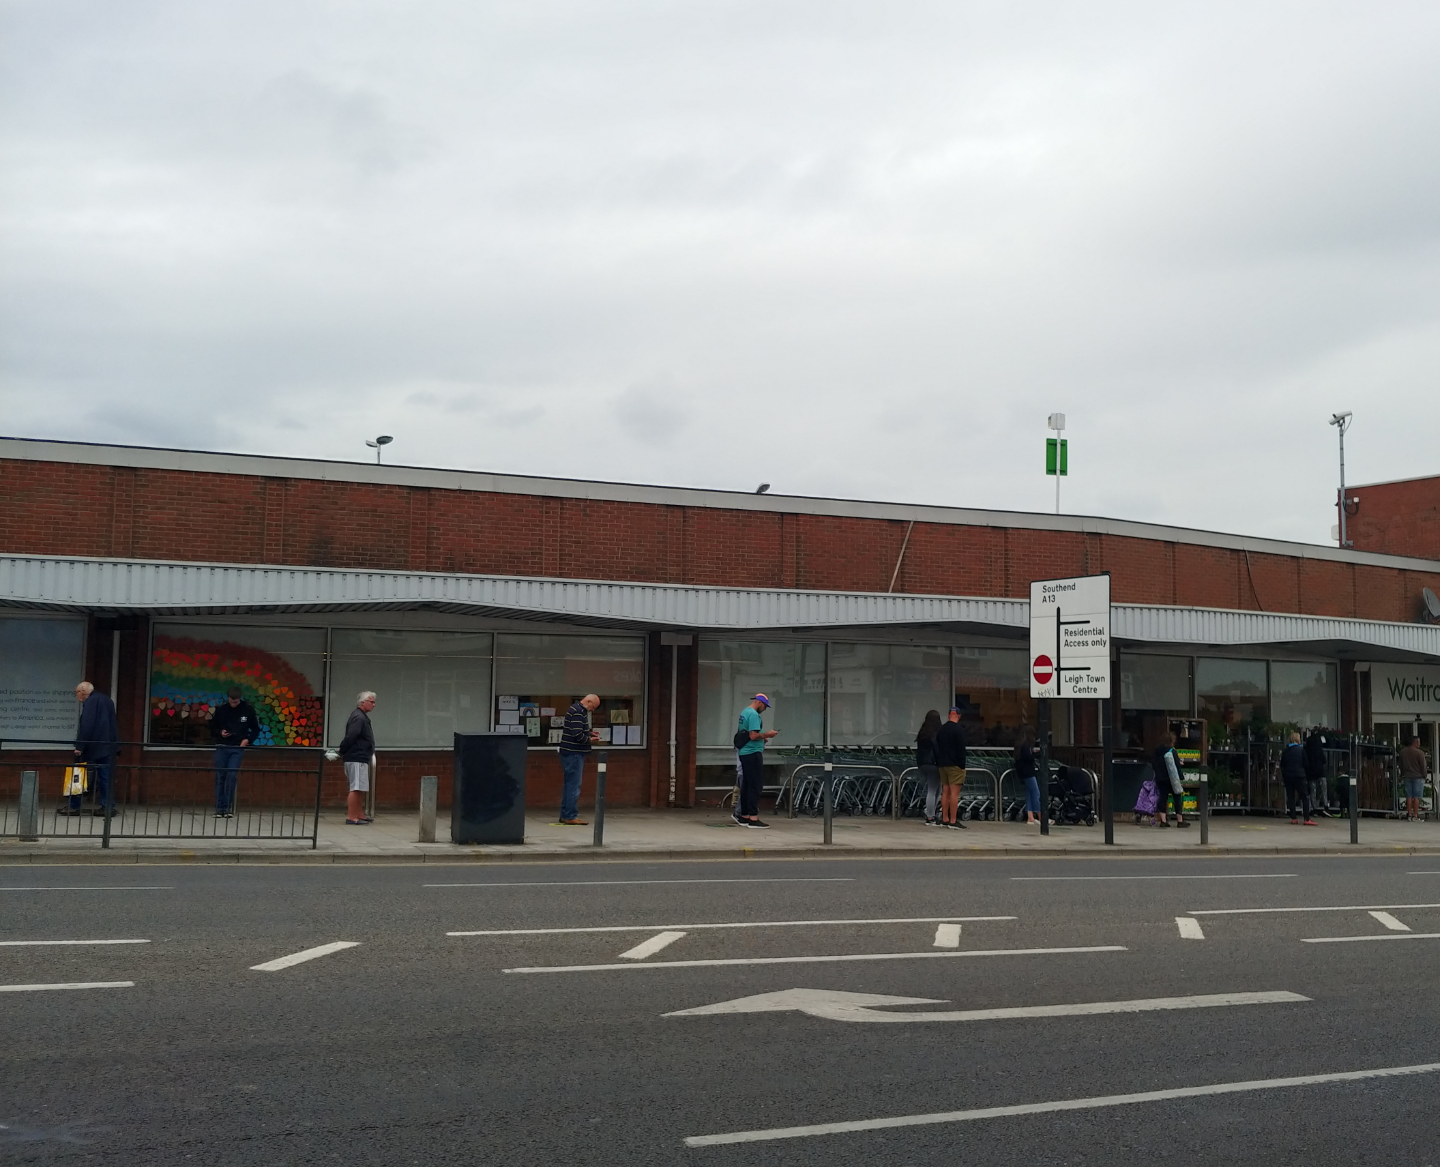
left=1371, top=663, right=1440, bottom=715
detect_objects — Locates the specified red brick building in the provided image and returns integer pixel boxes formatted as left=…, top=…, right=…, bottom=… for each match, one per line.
left=4, top=435, right=1440, bottom=813
left=1348, top=472, right=1440, bottom=570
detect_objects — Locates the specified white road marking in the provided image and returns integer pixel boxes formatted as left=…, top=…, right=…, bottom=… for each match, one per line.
left=0, top=886, right=172, bottom=892
left=1410, top=871, right=1440, bottom=875
left=1013, top=874, right=1296, bottom=881
left=450, top=916, right=1014, bottom=937
left=1369, top=911, right=1411, bottom=932
left=1302, top=932, right=1440, bottom=944
left=425, top=878, right=854, bottom=888
left=619, top=931, right=686, bottom=960
left=667, top=988, right=1307, bottom=1023
left=1189, top=903, right=1440, bottom=916
left=1176, top=917, right=1205, bottom=940
left=684, top=1061, right=1440, bottom=1146
left=504, top=945, right=1125, bottom=974
left=933, top=924, right=962, bottom=948
left=250, top=942, right=360, bottom=972
left=0, top=939, right=150, bottom=945
left=0, top=981, right=135, bottom=993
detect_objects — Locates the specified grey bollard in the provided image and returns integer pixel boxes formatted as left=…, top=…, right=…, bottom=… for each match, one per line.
left=418, top=775, right=438, bottom=843
left=593, top=751, right=608, bottom=847
left=19, top=770, right=39, bottom=842
left=1198, top=775, right=1208, bottom=846
left=822, top=755, right=834, bottom=845
left=1349, top=776, right=1358, bottom=845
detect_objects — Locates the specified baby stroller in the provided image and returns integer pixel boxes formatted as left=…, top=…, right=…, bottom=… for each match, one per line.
left=1052, top=765, right=1097, bottom=826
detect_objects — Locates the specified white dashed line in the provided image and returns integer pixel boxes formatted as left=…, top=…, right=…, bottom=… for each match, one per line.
left=1176, top=918, right=1205, bottom=940
left=1301, top=933, right=1440, bottom=945
left=504, top=945, right=1126, bottom=975
left=1189, top=903, right=1440, bottom=916
left=0, top=982, right=135, bottom=993
left=0, top=939, right=149, bottom=947
left=1368, top=911, right=1411, bottom=932
left=450, top=916, right=1013, bottom=937
left=933, top=924, right=962, bottom=948
left=425, top=878, right=855, bottom=888
left=250, top=942, right=360, bottom=972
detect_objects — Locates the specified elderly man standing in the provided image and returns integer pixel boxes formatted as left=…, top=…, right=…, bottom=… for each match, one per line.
left=67, top=681, right=118, bottom=817
left=557, top=693, right=601, bottom=825
left=338, top=691, right=377, bottom=826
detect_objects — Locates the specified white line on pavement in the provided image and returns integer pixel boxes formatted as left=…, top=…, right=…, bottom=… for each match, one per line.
left=0, top=886, right=172, bottom=892
left=683, top=1061, right=1440, bottom=1146
left=250, top=942, right=360, bottom=972
left=933, top=924, right=962, bottom=948
left=0, top=982, right=135, bottom=993
left=450, top=916, right=1015, bottom=937
left=1301, top=933, right=1440, bottom=944
left=504, top=945, right=1126, bottom=974
left=1409, top=872, right=1440, bottom=875
left=0, top=939, right=149, bottom=947
left=619, top=931, right=687, bottom=960
left=425, top=878, right=855, bottom=887
left=1369, top=911, right=1411, bottom=932
left=1189, top=903, right=1440, bottom=916
left=1013, top=874, right=1296, bottom=881
left=1176, top=918, right=1205, bottom=940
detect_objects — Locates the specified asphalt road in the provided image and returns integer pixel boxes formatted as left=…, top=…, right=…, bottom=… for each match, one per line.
left=3, top=854, right=1440, bottom=1165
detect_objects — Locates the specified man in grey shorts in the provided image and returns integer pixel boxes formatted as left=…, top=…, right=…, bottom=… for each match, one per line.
left=338, top=691, right=377, bottom=825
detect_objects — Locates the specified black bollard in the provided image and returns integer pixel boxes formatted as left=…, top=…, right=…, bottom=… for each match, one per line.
left=593, top=750, right=608, bottom=847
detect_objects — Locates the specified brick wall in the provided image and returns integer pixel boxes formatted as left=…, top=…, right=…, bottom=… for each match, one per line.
left=1349, top=475, right=1440, bottom=578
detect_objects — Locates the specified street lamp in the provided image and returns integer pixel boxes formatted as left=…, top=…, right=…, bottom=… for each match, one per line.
left=1329, top=412, right=1353, bottom=547
left=755, top=483, right=771, bottom=494
left=365, top=435, right=394, bottom=464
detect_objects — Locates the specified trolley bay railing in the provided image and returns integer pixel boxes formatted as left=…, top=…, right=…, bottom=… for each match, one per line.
left=0, top=740, right=327, bottom=848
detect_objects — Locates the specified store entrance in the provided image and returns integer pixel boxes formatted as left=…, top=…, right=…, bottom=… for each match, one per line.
left=1374, top=720, right=1436, bottom=807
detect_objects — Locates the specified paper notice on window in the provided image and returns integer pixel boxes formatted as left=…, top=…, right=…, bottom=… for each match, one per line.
left=627, top=725, right=642, bottom=745
left=525, top=717, right=541, bottom=736
left=595, top=727, right=611, bottom=743
left=498, top=710, right=519, bottom=725
left=547, top=729, right=563, bottom=744
left=498, top=695, right=519, bottom=710
left=540, top=707, right=556, bottom=717
left=550, top=715, right=565, bottom=728
left=610, top=709, right=629, bottom=725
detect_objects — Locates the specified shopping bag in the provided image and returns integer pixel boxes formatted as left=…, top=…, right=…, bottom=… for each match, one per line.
left=63, top=765, right=88, bottom=797
left=1134, top=779, right=1158, bottom=816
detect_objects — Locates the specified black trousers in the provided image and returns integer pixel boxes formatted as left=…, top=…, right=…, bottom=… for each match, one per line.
left=738, top=751, right=765, bottom=817
left=1157, top=783, right=1184, bottom=820
left=1284, top=778, right=1312, bottom=819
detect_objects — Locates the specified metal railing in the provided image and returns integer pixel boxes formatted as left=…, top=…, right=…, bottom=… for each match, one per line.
left=0, top=739, right=326, bottom=849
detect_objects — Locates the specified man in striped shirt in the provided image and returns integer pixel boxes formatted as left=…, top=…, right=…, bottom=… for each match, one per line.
left=557, top=693, right=601, bottom=825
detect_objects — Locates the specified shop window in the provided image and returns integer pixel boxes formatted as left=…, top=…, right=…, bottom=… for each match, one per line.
left=829, top=643, right=952, bottom=746
left=0, top=616, right=85, bottom=746
left=149, top=624, right=326, bottom=747
left=328, top=630, right=493, bottom=749
left=953, top=647, right=1032, bottom=746
left=697, top=640, right=825, bottom=748
left=1119, top=653, right=1192, bottom=751
left=1270, top=661, right=1338, bottom=729
left=1195, top=657, right=1268, bottom=743
left=493, top=634, right=646, bottom=746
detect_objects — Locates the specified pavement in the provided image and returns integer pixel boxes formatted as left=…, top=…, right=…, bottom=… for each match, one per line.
left=3, top=853, right=1440, bottom=1164
left=2, top=805, right=1438, bottom=862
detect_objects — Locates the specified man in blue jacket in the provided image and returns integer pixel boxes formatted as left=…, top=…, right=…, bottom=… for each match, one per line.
left=67, top=681, right=118, bottom=817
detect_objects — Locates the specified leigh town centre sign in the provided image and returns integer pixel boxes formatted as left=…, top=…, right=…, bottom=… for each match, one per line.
left=1029, top=573, right=1112, bottom=700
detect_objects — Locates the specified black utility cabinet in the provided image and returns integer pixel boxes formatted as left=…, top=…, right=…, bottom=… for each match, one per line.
left=452, top=733, right=527, bottom=844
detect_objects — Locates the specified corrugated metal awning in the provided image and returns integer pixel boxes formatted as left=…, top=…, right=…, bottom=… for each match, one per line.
left=1, top=555, right=1437, bottom=658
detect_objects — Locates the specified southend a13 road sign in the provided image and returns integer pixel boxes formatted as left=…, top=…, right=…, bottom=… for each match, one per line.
left=1029, top=573, right=1111, bottom=699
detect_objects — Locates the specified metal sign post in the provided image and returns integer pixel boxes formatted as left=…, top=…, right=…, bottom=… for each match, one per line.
left=1031, top=573, right=1113, bottom=843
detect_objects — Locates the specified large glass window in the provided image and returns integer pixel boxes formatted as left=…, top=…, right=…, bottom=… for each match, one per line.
left=1119, top=653, right=1192, bottom=750
left=828, top=643, right=952, bottom=746
left=1270, top=661, right=1338, bottom=728
left=953, top=647, right=1031, bottom=746
left=328, top=630, right=493, bottom=749
left=697, top=640, right=825, bottom=749
left=493, top=634, right=646, bottom=746
left=0, top=616, right=85, bottom=746
left=149, top=624, right=326, bottom=747
left=1195, top=657, right=1268, bottom=738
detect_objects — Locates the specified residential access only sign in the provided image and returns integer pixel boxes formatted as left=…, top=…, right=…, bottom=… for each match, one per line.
left=1029, top=573, right=1111, bottom=699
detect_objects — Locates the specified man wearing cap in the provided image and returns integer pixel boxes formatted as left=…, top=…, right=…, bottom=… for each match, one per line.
left=210, top=685, right=259, bottom=818
left=733, top=694, right=778, bottom=828
left=934, top=707, right=969, bottom=829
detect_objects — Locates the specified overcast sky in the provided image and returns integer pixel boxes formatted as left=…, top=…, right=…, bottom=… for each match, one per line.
left=3, top=1, right=1438, bottom=544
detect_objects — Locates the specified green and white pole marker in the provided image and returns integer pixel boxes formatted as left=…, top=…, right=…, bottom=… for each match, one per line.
left=1046, top=412, right=1068, bottom=514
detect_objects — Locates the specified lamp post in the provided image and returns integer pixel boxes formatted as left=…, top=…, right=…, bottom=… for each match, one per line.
left=1329, top=412, right=1352, bottom=547
left=366, top=435, right=394, bottom=464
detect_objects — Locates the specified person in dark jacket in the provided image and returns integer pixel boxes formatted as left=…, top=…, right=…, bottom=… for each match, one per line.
left=1303, top=729, right=1329, bottom=816
left=558, top=693, right=601, bottom=825
left=1280, top=730, right=1314, bottom=825
left=1152, top=732, right=1189, bottom=828
left=337, top=691, right=377, bottom=825
left=67, top=681, right=118, bottom=817
left=934, top=709, right=968, bottom=829
left=209, top=686, right=259, bottom=818
left=1015, top=725, right=1042, bottom=825
left=915, top=710, right=943, bottom=826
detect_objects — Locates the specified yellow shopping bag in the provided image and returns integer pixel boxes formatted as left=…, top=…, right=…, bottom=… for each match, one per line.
left=63, top=765, right=88, bottom=797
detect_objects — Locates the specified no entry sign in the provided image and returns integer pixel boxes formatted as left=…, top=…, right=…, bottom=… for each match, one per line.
left=1029, top=574, right=1111, bottom=699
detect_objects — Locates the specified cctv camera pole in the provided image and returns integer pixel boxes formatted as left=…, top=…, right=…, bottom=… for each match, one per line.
left=1331, top=413, right=1353, bottom=547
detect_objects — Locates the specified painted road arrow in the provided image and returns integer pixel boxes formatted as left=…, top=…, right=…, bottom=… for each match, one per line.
left=665, top=988, right=1309, bottom=1024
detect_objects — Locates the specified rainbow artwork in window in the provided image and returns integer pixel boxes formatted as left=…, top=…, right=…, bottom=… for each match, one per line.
left=149, top=636, right=323, bottom=747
